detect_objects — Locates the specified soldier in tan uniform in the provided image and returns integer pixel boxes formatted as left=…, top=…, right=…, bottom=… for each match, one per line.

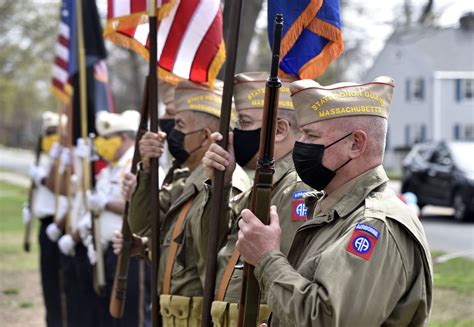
left=201, top=72, right=312, bottom=326
left=127, top=80, right=250, bottom=326
left=236, top=76, right=433, bottom=326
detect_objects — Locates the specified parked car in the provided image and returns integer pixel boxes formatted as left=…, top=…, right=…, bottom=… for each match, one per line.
left=401, top=141, right=474, bottom=221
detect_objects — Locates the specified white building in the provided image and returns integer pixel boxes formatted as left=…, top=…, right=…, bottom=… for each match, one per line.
left=365, top=13, right=474, bottom=171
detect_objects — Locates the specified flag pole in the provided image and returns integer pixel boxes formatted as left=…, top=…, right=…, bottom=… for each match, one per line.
left=75, top=0, right=106, bottom=294
left=53, top=99, right=65, bottom=225
left=147, top=1, right=161, bottom=326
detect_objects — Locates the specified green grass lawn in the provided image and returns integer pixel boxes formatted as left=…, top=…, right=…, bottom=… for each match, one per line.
left=0, top=181, right=39, bottom=272
left=0, top=181, right=473, bottom=325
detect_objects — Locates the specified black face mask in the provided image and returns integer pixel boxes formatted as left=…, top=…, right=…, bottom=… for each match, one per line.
left=159, top=119, right=175, bottom=136
left=167, top=128, right=204, bottom=165
left=292, top=132, right=353, bottom=191
left=233, top=128, right=261, bottom=167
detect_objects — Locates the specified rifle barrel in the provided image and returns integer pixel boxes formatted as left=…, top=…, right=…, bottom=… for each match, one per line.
left=110, top=77, right=150, bottom=318
left=201, top=0, right=245, bottom=326
left=238, top=14, right=284, bottom=327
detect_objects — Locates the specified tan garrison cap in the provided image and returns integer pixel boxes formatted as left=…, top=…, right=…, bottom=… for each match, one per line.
left=234, top=72, right=295, bottom=111
left=290, top=76, right=395, bottom=127
left=96, top=110, right=140, bottom=136
left=158, top=79, right=176, bottom=106
left=174, top=80, right=223, bottom=119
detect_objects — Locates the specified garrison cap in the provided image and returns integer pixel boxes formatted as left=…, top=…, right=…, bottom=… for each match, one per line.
left=290, top=76, right=395, bottom=127
left=42, top=111, right=67, bottom=131
left=158, top=79, right=176, bottom=106
left=234, top=72, right=295, bottom=111
left=95, top=110, right=140, bottom=136
left=174, top=80, right=224, bottom=119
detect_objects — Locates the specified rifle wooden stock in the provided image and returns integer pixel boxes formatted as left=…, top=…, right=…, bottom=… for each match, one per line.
left=109, top=77, right=150, bottom=318
left=238, top=14, right=283, bottom=327
left=23, top=135, right=42, bottom=252
left=201, top=0, right=244, bottom=326
left=90, top=136, right=107, bottom=296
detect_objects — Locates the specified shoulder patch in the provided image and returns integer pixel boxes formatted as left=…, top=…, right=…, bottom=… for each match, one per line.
left=292, top=190, right=308, bottom=221
left=346, top=223, right=380, bottom=261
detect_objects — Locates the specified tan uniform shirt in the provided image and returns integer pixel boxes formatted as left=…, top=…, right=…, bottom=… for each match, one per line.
left=217, top=153, right=312, bottom=302
left=162, top=164, right=250, bottom=296
left=254, top=166, right=433, bottom=327
left=128, top=165, right=190, bottom=239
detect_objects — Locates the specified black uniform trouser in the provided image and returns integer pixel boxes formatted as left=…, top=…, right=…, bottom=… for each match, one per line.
left=70, top=243, right=102, bottom=326
left=97, top=244, right=151, bottom=327
left=39, top=216, right=64, bottom=327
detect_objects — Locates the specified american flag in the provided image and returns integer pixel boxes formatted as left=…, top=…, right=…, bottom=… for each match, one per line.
left=51, top=0, right=73, bottom=103
left=104, top=0, right=225, bottom=86
left=51, top=0, right=114, bottom=113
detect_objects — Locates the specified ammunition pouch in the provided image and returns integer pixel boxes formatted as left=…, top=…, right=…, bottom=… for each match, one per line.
left=160, top=295, right=203, bottom=327
left=211, top=301, right=271, bottom=327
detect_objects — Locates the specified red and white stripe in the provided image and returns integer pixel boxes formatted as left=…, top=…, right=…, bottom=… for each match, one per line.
left=105, top=0, right=224, bottom=84
left=108, top=0, right=166, bottom=18
left=51, top=17, right=71, bottom=102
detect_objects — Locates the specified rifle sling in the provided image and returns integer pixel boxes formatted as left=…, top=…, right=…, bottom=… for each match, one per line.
left=216, top=248, right=240, bottom=301
left=162, top=198, right=194, bottom=295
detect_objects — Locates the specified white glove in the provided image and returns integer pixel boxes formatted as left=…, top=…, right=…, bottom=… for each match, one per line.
left=22, top=205, right=32, bottom=225
left=46, top=223, right=62, bottom=242
left=87, top=190, right=108, bottom=214
left=70, top=174, right=79, bottom=193
left=75, top=138, right=91, bottom=160
left=49, top=142, right=62, bottom=159
left=58, top=235, right=76, bottom=256
left=28, top=165, right=46, bottom=187
left=78, top=215, right=92, bottom=241
left=59, top=148, right=72, bottom=170
left=87, top=242, right=97, bottom=265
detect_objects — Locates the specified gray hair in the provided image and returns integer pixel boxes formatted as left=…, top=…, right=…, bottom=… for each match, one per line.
left=191, top=111, right=220, bottom=132
left=336, top=116, right=387, bottom=160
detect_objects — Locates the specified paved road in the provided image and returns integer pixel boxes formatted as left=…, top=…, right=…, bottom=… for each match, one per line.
left=389, top=180, right=474, bottom=259
left=1, top=146, right=473, bottom=259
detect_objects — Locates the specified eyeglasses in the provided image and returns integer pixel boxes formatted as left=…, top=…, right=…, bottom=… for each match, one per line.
left=235, top=119, right=262, bottom=130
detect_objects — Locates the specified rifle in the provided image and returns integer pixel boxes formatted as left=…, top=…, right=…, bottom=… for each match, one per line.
left=109, top=77, right=149, bottom=318
left=89, top=133, right=107, bottom=296
left=201, top=0, right=244, bottom=325
left=23, top=135, right=42, bottom=252
left=237, top=14, right=283, bottom=327
left=147, top=1, right=161, bottom=326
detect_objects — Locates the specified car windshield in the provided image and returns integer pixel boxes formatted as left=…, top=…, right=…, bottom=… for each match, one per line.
left=449, top=143, right=474, bottom=173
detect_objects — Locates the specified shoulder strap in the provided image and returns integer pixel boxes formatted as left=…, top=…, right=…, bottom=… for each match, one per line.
left=216, top=248, right=240, bottom=301
left=162, top=198, right=194, bottom=294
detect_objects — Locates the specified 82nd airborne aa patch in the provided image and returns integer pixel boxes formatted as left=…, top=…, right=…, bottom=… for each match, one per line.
left=346, top=223, right=380, bottom=261
left=292, top=190, right=308, bottom=221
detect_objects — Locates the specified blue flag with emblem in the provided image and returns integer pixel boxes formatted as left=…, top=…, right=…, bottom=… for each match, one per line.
left=268, top=0, right=344, bottom=79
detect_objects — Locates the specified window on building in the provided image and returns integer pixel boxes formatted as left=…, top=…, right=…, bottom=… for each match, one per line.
left=405, top=77, right=425, bottom=101
left=464, top=124, right=474, bottom=140
left=453, top=124, right=461, bottom=140
left=455, top=79, right=474, bottom=102
left=453, top=124, right=474, bottom=140
left=405, top=123, right=426, bottom=146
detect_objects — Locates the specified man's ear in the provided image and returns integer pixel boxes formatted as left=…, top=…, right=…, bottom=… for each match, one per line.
left=275, top=119, right=290, bottom=143
left=202, top=128, right=213, bottom=144
left=349, top=130, right=367, bottom=159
